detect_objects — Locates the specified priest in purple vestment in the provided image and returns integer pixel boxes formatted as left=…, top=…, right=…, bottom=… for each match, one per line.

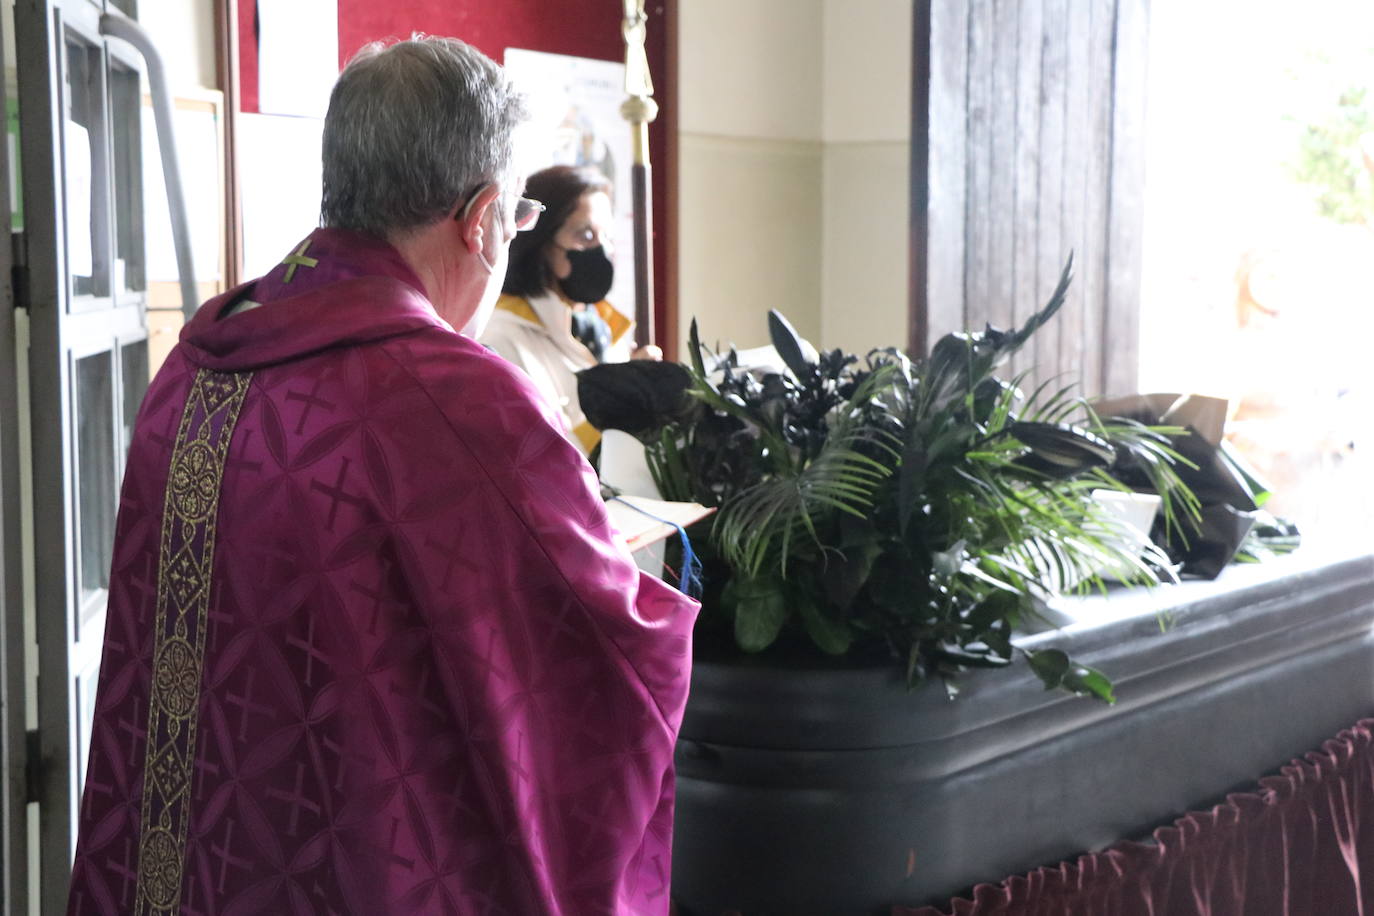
left=67, top=36, right=698, bottom=916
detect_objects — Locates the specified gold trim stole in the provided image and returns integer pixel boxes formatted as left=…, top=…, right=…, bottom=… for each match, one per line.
left=134, top=369, right=251, bottom=914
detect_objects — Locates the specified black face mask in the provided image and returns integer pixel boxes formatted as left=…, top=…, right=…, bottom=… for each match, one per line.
left=558, top=245, right=615, bottom=304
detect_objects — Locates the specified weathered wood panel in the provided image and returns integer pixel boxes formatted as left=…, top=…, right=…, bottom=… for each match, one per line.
left=964, top=0, right=994, bottom=337
left=1082, top=0, right=1116, bottom=396
left=1009, top=0, right=1044, bottom=385
left=1104, top=0, right=1150, bottom=397
left=912, top=0, right=1150, bottom=400
left=987, top=0, right=1019, bottom=337
left=1035, top=0, right=1069, bottom=389
left=916, top=0, right=970, bottom=358
left=1060, top=0, right=1092, bottom=393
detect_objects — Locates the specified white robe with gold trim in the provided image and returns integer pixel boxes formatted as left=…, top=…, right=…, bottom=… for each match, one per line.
left=479, top=290, right=634, bottom=453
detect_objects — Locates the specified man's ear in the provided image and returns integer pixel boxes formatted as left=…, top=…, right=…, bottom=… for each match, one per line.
left=455, top=184, right=502, bottom=254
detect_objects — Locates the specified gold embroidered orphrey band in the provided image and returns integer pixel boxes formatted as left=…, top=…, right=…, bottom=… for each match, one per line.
left=135, top=369, right=252, bottom=914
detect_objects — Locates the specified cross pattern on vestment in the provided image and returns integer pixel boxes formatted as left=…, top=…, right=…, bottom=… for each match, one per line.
left=193, top=753, right=221, bottom=801
left=310, top=457, right=368, bottom=532
left=387, top=662, right=448, bottom=722
left=226, top=667, right=275, bottom=741
left=348, top=557, right=394, bottom=635
left=381, top=817, right=417, bottom=870
left=180, top=875, right=211, bottom=916
left=108, top=837, right=139, bottom=908
left=322, top=733, right=376, bottom=792
left=128, top=554, right=159, bottom=624
left=211, top=819, right=254, bottom=892
left=207, top=601, right=238, bottom=654
left=475, top=626, right=510, bottom=687
left=645, top=853, right=670, bottom=901
left=81, top=772, right=113, bottom=820
left=572, top=784, right=624, bottom=847
left=282, top=238, right=319, bottom=283
left=286, top=376, right=336, bottom=434
left=264, top=761, right=322, bottom=836
left=116, top=696, right=147, bottom=767
left=222, top=427, right=264, bottom=476
left=423, top=532, right=465, bottom=591
left=286, top=616, right=328, bottom=687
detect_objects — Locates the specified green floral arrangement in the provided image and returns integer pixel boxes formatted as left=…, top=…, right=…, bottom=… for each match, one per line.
left=583, top=261, right=1198, bottom=701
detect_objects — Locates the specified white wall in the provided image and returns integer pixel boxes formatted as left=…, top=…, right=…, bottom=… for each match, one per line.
left=820, top=0, right=911, bottom=358
left=139, top=0, right=218, bottom=93
left=678, top=0, right=825, bottom=355
left=677, top=0, right=911, bottom=359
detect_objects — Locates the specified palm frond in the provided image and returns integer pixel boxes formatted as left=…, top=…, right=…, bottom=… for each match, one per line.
left=715, top=433, right=892, bottom=576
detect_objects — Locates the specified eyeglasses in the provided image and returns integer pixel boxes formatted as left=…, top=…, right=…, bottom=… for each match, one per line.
left=459, top=185, right=545, bottom=233
left=513, top=197, right=545, bottom=232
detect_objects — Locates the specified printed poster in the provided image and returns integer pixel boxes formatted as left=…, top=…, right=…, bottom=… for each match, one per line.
left=503, top=49, right=636, bottom=320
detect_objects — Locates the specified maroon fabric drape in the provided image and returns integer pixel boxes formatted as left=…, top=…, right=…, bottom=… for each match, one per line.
left=901, top=718, right=1374, bottom=916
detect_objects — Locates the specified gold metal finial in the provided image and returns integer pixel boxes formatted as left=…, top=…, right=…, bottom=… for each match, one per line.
left=620, top=95, right=659, bottom=125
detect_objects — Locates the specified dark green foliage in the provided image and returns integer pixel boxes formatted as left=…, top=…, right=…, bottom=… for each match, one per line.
left=637, top=258, right=1196, bottom=701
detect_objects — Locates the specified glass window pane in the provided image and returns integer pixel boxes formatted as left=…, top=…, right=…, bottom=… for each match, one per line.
left=76, top=350, right=115, bottom=606
left=120, top=337, right=149, bottom=459
left=111, top=62, right=145, bottom=294
left=65, top=36, right=110, bottom=300
left=76, top=666, right=99, bottom=791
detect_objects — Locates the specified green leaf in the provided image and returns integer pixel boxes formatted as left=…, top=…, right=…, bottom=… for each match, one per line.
left=687, top=318, right=709, bottom=379
left=980, top=619, right=1014, bottom=660
left=927, top=422, right=975, bottom=467
left=933, top=644, right=1012, bottom=669
left=1009, top=420, right=1116, bottom=477
left=767, top=310, right=819, bottom=380
left=714, top=434, right=891, bottom=575
left=897, top=436, right=928, bottom=535
left=931, top=540, right=967, bottom=579
left=866, top=555, right=923, bottom=617
left=1005, top=256, right=1074, bottom=352
left=1063, top=664, right=1116, bottom=704
left=824, top=522, right=884, bottom=610
left=1025, top=648, right=1071, bottom=691
left=728, top=575, right=790, bottom=652
left=963, top=590, right=1018, bottom=639
left=906, top=643, right=926, bottom=686
left=796, top=592, right=853, bottom=655
left=1024, top=648, right=1116, bottom=704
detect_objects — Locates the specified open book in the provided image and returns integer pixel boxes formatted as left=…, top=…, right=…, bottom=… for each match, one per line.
left=605, top=495, right=714, bottom=553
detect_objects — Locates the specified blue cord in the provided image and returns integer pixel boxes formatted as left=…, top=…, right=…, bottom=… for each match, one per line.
left=610, top=496, right=704, bottom=597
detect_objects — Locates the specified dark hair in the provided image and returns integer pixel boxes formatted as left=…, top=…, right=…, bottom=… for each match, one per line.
left=321, top=36, right=528, bottom=238
left=502, top=165, right=613, bottom=297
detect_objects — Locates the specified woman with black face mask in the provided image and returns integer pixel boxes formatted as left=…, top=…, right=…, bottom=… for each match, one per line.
left=480, top=165, right=661, bottom=455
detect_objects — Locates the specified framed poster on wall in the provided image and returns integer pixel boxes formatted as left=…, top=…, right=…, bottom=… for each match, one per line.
left=504, top=48, right=636, bottom=324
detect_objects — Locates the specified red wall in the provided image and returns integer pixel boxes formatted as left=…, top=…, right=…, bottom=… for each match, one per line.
left=236, top=0, right=674, bottom=348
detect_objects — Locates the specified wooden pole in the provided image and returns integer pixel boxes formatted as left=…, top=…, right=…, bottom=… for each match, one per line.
left=622, top=1, right=658, bottom=349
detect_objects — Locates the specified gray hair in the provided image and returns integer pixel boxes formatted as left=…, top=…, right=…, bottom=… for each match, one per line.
left=321, top=36, right=528, bottom=238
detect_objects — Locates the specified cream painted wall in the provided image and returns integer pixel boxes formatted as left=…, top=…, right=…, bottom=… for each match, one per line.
left=821, top=0, right=912, bottom=145
left=677, top=0, right=825, bottom=354
left=679, top=134, right=823, bottom=353
left=138, top=0, right=218, bottom=93
left=821, top=142, right=909, bottom=357
left=679, top=0, right=823, bottom=142
left=819, top=0, right=911, bottom=357
left=677, top=0, right=911, bottom=359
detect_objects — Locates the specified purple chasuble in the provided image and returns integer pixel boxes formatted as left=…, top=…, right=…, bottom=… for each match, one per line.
left=66, top=229, right=699, bottom=915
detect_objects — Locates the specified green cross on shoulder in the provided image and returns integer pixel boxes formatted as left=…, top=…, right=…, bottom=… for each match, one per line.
left=282, top=239, right=320, bottom=283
